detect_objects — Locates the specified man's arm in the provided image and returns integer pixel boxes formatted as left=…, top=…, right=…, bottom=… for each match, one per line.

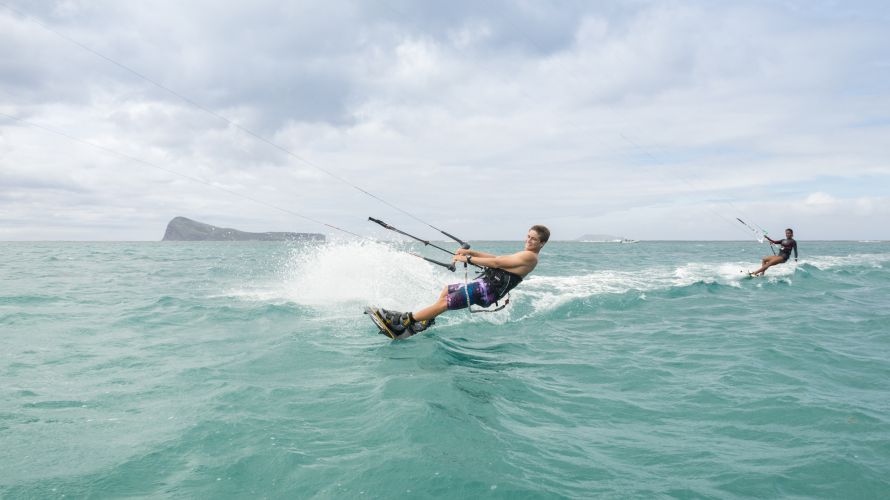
left=457, top=248, right=496, bottom=258
left=793, top=241, right=798, bottom=260
left=456, top=251, right=537, bottom=275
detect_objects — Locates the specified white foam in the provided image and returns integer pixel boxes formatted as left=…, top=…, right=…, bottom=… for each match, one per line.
left=673, top=260, right=796, bottom=286
left=278, top=240, right=451, bottom=311
left=518, top=253, right=890, bottom=316
left=803, top=253, right=889, bottom=270
left=518, top=269, right=668, bottom=316
left=227, top=244, right=890, bottom=321
left=518, top=260, right=799, bottom=315
left=221, top=240, right=528, bottom=326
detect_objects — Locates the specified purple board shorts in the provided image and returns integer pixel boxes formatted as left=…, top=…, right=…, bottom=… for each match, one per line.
left=445, top=278, right=498, bottom=310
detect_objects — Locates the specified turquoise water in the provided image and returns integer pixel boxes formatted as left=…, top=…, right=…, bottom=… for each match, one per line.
left=2, top=240, right=889, bottom=498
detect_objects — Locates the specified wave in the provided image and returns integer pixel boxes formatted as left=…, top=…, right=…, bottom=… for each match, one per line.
left=800, top=252, right=889, bottom=270
left=222, top=242, right=890, bottom=324
left=516, top=253, right=890, bottom=317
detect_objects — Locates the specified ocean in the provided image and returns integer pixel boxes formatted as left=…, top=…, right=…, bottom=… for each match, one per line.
left=2, top=240, right=889, bottom=498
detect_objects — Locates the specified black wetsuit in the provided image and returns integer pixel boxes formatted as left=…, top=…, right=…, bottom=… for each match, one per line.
left=770, top=237, right=798, bottom=262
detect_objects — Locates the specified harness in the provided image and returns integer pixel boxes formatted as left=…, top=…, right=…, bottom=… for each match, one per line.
left=777, top=238, right=796, bottom=260
left=463, top=266, right=523, bottom=313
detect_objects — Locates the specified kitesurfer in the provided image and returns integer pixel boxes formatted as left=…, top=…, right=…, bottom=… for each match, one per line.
left=750, top=228, right=798, bottom=276
left=379, top=225, right=549, bottom=333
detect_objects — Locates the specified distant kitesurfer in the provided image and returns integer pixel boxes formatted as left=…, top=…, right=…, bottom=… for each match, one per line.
left=750, top=228, right=798, bottom=276
left=377, top=225, right=550, bottom=334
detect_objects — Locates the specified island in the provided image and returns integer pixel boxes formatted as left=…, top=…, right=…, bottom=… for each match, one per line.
left=162, top=216, right=325, bottom=242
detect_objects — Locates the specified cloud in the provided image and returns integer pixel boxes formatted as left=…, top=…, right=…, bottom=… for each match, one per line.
left=2, top=0, right=890, bottom=240
left=801, top=192, right=840, bottom=214
left=797, top=191, right=889, bottom=218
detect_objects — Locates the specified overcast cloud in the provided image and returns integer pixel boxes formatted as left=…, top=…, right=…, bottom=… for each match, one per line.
left=2, top=0, right=889, bottom=241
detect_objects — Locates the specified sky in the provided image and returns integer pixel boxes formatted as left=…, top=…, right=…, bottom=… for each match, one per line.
left=1, top=0, right=889, bottom=241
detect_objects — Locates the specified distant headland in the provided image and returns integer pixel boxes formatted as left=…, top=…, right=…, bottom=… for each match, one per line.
left=162, top=216, right=325, bottom=242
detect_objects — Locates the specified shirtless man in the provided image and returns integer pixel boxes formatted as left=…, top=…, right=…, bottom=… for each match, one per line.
left=377, top=225, right=549, bottom=335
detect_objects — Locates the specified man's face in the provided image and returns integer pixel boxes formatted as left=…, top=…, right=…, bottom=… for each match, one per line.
left=525, top=230, right=544, bottom=250
left=785, top=229, right=793, bottom=238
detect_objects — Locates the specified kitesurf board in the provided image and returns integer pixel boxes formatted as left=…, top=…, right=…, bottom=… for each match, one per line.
left=364, top=306, right=433, bottom=340
left=365, top=306, right=397, bottom=339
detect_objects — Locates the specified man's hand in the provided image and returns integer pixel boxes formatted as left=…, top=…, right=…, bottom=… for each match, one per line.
left=456, top=248, right=471, bottom=256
